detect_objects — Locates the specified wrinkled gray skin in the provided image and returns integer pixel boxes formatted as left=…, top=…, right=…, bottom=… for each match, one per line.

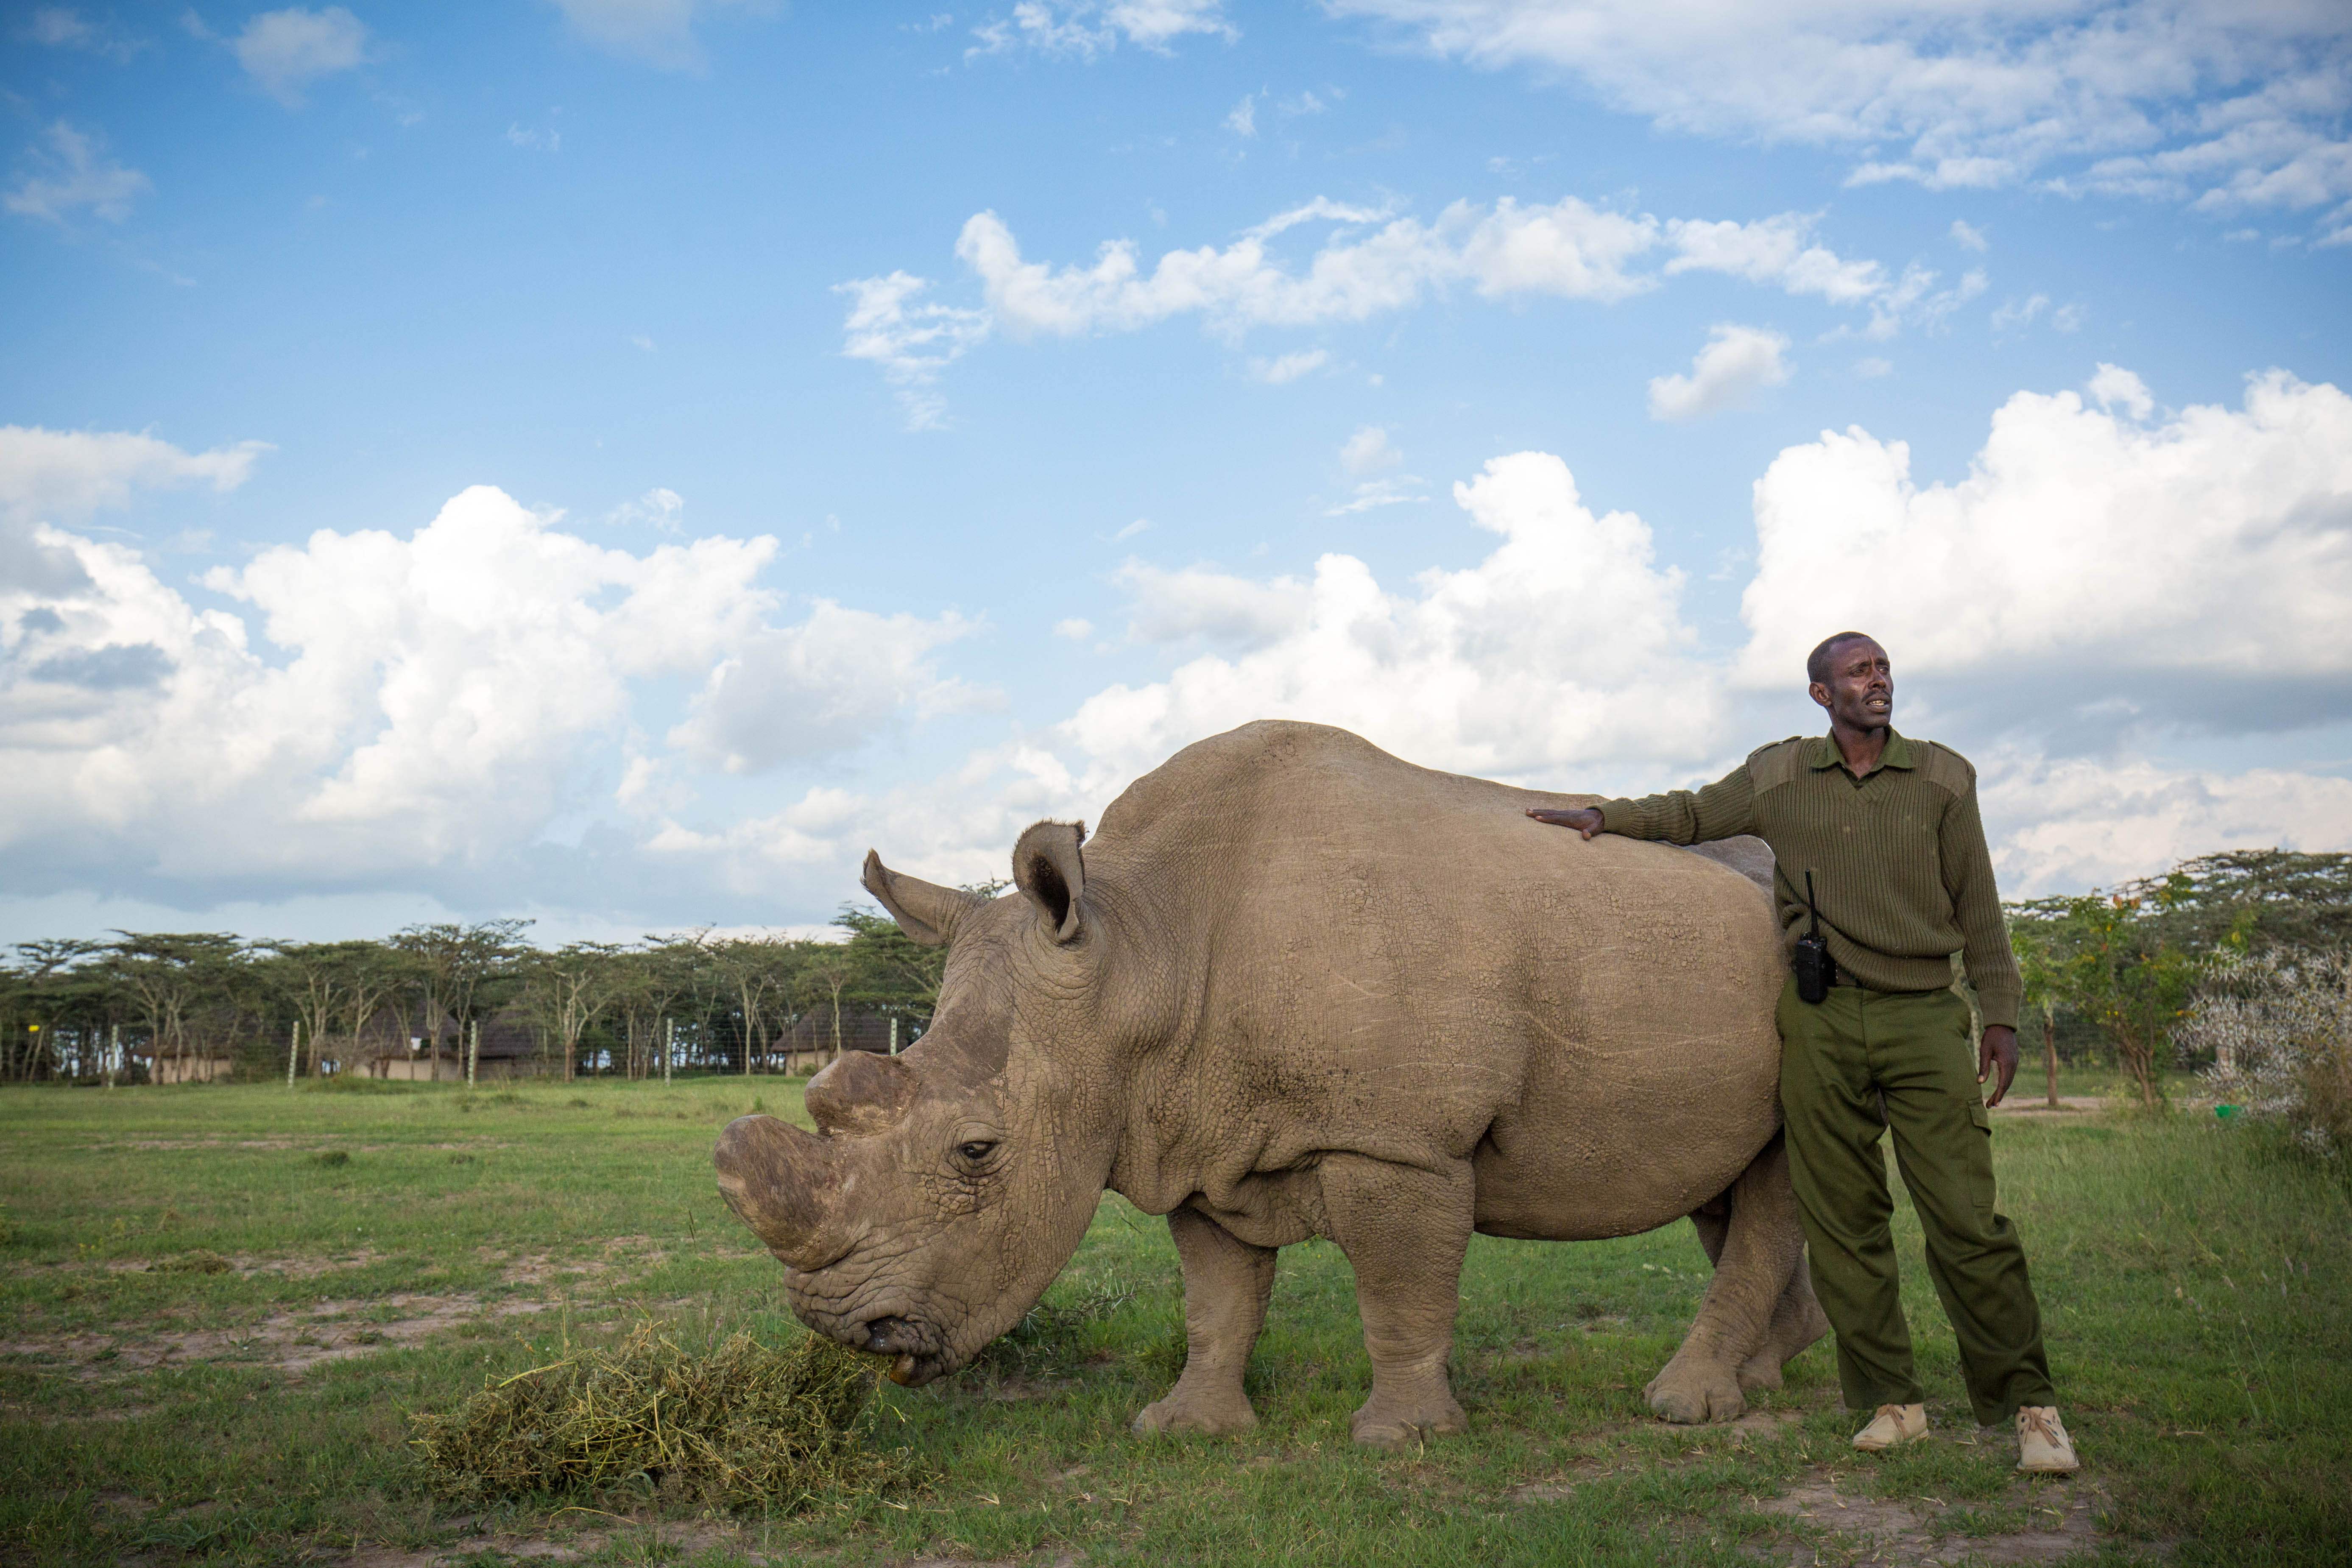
left=715, top=720, right=1827, bottom=1447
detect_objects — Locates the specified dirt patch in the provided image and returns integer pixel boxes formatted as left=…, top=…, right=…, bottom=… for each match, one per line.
left=338, top=1521, right=750, bottom=1568
left=95, top=1247, right=388, bottom=1280
left=1750, top=1468, right=2115, bottom=1565
left=484, top=1251, right=602, bottom=1289
left=0, top=1291, right=554, bottom=1379
left=1991, top=1096, right=2107, bottom=1119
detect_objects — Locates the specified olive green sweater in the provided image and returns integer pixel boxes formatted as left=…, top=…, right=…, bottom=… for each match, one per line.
left=1597, top=731, right=2022, bottom=1029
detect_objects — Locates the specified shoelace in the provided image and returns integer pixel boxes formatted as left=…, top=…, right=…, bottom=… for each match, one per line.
left=2019, top=1409, right=2062, bottom=1444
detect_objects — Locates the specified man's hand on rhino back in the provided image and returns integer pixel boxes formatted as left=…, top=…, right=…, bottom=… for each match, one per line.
left=1526, top=806, right=1606, bottom=838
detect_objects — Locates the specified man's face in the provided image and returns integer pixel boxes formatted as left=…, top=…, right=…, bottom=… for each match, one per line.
left=1810, top=638, right=1892, bottom=730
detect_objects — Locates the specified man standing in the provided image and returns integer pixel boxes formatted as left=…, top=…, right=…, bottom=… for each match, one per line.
left=1528, top=632, right=2079, bottom=1473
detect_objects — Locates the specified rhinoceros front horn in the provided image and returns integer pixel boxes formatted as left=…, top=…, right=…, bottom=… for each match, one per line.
left=714, top=1115, right=850, bottom=1270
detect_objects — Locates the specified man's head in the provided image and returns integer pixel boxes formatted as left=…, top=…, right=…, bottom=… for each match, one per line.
left=1807, top=632, right=1892, bottom=732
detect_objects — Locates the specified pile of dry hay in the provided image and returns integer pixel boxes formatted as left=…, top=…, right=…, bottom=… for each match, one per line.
left=410, top=1322, right=901, bottom=1507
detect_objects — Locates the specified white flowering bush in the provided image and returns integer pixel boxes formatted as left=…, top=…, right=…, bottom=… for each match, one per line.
left=2182, top=949, right=2352, bottom=1158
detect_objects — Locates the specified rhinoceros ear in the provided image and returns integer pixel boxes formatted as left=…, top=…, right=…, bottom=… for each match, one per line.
left=862, top=851, right=986, bottom=947
left=1013, top=819, right=1087, bottom=944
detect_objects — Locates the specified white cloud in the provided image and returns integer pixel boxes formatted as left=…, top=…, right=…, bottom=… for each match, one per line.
left=27, top=8, right=93, bottom=45
left=1225, top=92, right=1258, bottom=137
left=1340, top=425, right=1403, bottom=476
left=1112, top=518, right=1151, bottom=541
left=1067, top=452, right=1713, bottom=787
left=0, top=478, right=980, bottom=902
left=607, top=486, right=684, bottom=530
left=506, top=124, right=561, bottom=152
left=1662, top=212, right=1884, bottom=304
left=668, top=602, right=987, bottom=774
left=25, top=6, right=144, bottom=57
left=2085, top=363, right=2154, bottom=420
left=847, top=195, right=1961, bottom=413
left=0, top=427, right=267, bottom=526
left=1990, top=293, right=2047, bottom=332
left=954, top=195, right=1663, bottom=340
left=833, top=271, right=993, bottom=430
left=1054, top=617, right=1095, bottom=640
left=1329, top=426, right=1422, bottom=511
left=1854, top=356, right=1893, bottom=379
left=0, top=425, right=270, bottom=594
left=1950, top=219, right=1989, bottom=252
left=1983, top=753, right=2352, bottom=897
left=1328, top=0, right=2352, bottom=238
left=1326, top=480, right=1424, bottom=516
left=1246, top=347, right=1329, bottom=384
left=3, top=121, right=152, bottom=227
left=1647, top=324, right=1791, bottom=421
left=234, top=6, right=367, bottom=106
left=547, top=0, right=774, bottom=71
left=968, top=0, right=1234, bottom=60
left=1735, top=367, right=2352, bottom=736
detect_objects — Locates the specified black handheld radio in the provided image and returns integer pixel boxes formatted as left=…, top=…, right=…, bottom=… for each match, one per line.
left=1793, top=870, right=1833, bottom=1005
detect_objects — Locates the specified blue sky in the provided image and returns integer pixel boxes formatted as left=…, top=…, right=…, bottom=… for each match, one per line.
left=4, top=0, right=2350, bottom=944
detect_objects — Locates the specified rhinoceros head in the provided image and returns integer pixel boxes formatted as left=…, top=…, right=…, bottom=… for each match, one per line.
left=713, top=819, right=1127, bottom=1386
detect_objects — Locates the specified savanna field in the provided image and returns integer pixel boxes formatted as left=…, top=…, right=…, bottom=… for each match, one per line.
left=3, top=1076, right=2346, bottom=1568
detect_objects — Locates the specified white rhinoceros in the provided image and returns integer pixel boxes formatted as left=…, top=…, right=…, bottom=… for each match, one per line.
left=715, top=720, right=1826, bottom=1446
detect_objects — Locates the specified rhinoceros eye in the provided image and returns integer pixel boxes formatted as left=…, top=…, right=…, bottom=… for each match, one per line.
left=957, top=1140, right=997, bottom=1164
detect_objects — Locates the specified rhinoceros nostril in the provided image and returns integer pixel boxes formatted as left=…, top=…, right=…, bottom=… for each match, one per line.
left=863, top=1316, right=912, bottom=1355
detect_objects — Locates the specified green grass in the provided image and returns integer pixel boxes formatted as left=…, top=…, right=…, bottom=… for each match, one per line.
left=2, top=1074, right=2346, bottom=1566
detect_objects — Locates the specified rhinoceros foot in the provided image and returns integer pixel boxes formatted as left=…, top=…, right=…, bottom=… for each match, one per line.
left=1348, top=1391, right=1469, bottom=1450
left=1132, top=1387, right=1258, bottom=1437
left=1643, top=1353, right=1747, bottom=1424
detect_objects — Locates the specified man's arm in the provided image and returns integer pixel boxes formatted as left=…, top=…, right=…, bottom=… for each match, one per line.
left=1527, top=761, right=1760, bottom=845
left=1938, top=764, right=2023, bottom=1104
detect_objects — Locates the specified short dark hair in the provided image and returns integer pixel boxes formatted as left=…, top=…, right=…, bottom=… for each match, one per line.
left=1807, top=631, right=1878, bottom=686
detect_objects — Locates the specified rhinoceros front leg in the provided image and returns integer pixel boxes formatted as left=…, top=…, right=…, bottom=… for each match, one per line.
left=1645, top=1132, right=1824, bottom=1423
left=1133, top=1206, right=1276, bottom=1437
left=1320, top=1154, right=1473, bottom=1449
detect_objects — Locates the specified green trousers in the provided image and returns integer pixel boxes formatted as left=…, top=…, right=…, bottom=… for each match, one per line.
left=1777, top=977, right=2056, bottom=1425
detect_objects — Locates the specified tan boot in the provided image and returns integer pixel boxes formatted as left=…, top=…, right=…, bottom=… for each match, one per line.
left=2016, top=1406, right=2080, bottom=1473
left=1850, top=1402, right=1928, bottom=1451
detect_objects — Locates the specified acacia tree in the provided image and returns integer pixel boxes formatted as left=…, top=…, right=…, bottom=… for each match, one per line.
left=393, top=921, right=533, bottom=1079
left=791, top=941, right=859, bottom=1065
left=106, top=933, right=245, bottom=1083
left=711, top=937, right=795, bottom=1075
left=2006, top=910, right=2070, bottom=1109
left=263, top=941, right=412, bottom=1076
left=524, top=943, right=624, bottom=1081
left=619, top=937, right=706, bottom=1080
left=2012, top=894, right=2206, bottom=1109
left=7, top=940, right=106, bottom=1082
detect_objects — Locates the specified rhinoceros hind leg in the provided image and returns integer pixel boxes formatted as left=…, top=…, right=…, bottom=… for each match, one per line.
left=1737, top=1249, right=1829, bottom=1392
left=1133, top=1207, right=1275, bottom=1438
left=1320, top=1155, right=1474, bottom=1448
left=1645, top=1132, right=1813, bottom=1425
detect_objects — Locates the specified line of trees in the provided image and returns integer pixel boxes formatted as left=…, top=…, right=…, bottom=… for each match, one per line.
left=8, top=850, right=2345, bottom=1115
left=0, top=891, right=998, bottom=1087
left=2006, top=849, right=2352, bottom=1117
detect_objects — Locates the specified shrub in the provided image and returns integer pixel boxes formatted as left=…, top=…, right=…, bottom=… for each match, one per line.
left=2183, top=949, right=2352, bottom=1158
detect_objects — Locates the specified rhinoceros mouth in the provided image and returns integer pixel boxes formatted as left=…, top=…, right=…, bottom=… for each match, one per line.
left=858, top=1314, right=950, bottom=1387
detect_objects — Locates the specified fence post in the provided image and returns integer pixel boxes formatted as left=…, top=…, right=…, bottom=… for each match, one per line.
left=889, top=1015, right=899, bottom=1055
left=106, top=1023, right=119, bottom=1089
left=663, top=1017, right=673, bottom=1085
left=467, top=1019, right=480, bottom=1087
left=287, top=1019, right=301, bottom=1088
